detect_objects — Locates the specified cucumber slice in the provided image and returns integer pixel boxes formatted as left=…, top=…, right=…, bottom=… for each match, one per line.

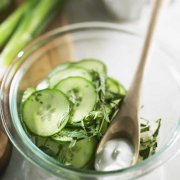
left=21, top=87, right=36, bottom=103
left=118, top=81, right=127, bottom=96
left=75, top=59, right=107, bottom=76
left=35, top=136, right=61, bottom=157
left=48, top=62, right=71, bottom=78
left=36, top=80, right=49, bottom=90
left=106, top=77, right=125, bottom=116
left=48, top=66, right=92, bottom=88
left=75, top=59, right=107, bottom=93
left=55, top=77, right=97, bottom=123
left=57, top=137, right=98, bottom=168
left=107, top=77, right=126, bottom=96
left=107, top=77, right=120, bottom=94
left=22, top=89, right=70, bottom=136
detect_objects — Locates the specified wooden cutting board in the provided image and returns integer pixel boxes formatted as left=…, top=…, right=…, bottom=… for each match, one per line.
left=0, top=0, right=73, bottom=173
left=0, top=131, right=11, bottom=174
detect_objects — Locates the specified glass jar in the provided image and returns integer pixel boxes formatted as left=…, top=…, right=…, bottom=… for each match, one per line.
left=1, top=22, right=180, bottom=180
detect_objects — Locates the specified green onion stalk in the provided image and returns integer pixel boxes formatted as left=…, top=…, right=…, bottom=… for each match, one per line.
left=0, top=0, right=36, bottom=48
left=0, top=0, right=65, bottom=76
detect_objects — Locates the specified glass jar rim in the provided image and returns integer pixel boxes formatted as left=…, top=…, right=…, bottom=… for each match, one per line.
left=1, top=22, right=180, bottom=179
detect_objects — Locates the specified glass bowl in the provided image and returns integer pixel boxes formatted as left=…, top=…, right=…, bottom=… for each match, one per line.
left=1, top=22, right=180, bottom=180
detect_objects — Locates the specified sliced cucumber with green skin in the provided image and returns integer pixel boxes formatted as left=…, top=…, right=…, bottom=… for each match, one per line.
left=107, top=77, right=120, bottom=94
left=22, top=89, right=70, bottom=136
left=75, top=59, right=107, bottom=76
left=75, top=59, right=107, bottom=94
left=118, top=81, right=127, bottom=96
left=48, top=62, right=71, bottom=78
left=35, top=136, right=61, bottom=157
left=21, top=87, right=36, bottom=103
left=55, top=77, right=97, bottom=123
left=106, top=77, right=125, bottom=115
left=36, top=80, right=49, bottom=90
left=48, top=66, right=92, bottom=88
left=107, top=77, right=126, bottom=96
left=57, top=137, right=98, bottom=168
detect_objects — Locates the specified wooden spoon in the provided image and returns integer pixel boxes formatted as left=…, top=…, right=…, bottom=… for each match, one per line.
left=96, top=0, right=163, bottom=166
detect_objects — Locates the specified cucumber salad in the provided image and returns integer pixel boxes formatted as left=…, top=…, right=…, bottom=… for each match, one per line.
left=21, top=59, right=161, bottom=170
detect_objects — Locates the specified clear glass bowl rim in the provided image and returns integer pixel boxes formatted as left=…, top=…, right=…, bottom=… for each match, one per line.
left=1, top=22, right=180, bottom=179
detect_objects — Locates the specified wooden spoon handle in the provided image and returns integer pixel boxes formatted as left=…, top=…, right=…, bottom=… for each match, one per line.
left=127, top=0, right=163, bottom=104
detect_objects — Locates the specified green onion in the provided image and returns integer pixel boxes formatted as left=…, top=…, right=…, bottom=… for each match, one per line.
left=0, top=0, right=65, bottom=67
left=0, top=0, right=36, bottom=48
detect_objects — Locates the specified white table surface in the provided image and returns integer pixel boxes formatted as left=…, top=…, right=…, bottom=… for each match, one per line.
left=1, top=0, right=180, bottom=179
